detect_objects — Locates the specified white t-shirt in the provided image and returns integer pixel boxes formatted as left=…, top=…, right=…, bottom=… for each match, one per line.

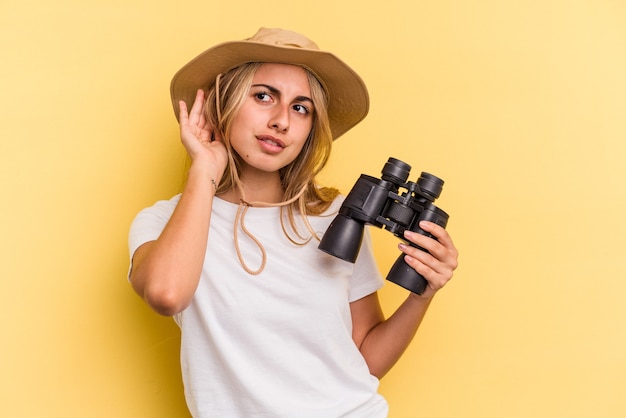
left=129, top=195, right=389, bottom=418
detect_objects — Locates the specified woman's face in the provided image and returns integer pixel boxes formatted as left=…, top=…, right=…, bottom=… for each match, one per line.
left=229, top=63, right=314, bottom=175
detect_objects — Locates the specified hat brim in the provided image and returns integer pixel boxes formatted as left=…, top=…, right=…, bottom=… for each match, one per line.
left=170, top=40, right=369, bottom=140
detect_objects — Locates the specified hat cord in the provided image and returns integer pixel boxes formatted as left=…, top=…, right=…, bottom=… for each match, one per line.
left=215, top=73, right=223, bottom=126
left=233, top=184, right=310, bottom=275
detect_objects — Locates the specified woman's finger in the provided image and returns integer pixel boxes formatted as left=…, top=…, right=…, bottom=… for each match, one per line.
left=179, top=100, right=190, bottom=124
left=189, top=89, right=206, bottom=124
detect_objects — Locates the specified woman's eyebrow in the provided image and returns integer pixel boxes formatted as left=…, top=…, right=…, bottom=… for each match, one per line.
left=252, top=83, right=313, bottom=104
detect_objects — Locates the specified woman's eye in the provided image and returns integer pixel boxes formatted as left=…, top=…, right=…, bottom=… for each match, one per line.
left=293, top=104, right=309, bottom=115
left=255, top=92, right=272, bottom=102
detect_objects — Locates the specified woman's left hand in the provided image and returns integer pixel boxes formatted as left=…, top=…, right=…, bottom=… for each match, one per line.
left=398, top=222, right=459, bottom=299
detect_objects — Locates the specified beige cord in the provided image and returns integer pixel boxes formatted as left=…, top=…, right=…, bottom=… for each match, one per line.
left=215, top=73, right=222, bottom=124
left=233, top=184, right=308, bottom=275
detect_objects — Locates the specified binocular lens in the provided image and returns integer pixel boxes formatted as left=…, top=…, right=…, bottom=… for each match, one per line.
left=382, top=158, right=411, bottom=184
left=417, top=172, right=444, bottom=200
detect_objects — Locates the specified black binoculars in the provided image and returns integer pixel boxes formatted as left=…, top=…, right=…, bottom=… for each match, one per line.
left=318, top=157, right=449, bottom=295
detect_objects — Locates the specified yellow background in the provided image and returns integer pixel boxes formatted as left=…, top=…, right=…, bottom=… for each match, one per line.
left=1, top=0, right=625, bottom=417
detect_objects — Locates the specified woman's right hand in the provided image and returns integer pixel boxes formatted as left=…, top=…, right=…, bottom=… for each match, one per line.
left=179, top=89, right=227, bottom=176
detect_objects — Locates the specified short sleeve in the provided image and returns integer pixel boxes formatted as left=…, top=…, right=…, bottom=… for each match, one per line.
left=127, top=195, right=181, bottom=276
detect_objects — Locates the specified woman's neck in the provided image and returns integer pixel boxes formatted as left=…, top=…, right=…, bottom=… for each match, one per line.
left=218, top=171, right=284, bottom=204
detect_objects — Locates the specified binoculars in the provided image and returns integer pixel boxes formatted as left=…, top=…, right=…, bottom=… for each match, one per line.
left=318, top=157, right=449, bottom=295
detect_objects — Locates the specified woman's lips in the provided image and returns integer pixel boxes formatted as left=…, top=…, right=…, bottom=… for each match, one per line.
left=257, top=135, right=285, bottom=152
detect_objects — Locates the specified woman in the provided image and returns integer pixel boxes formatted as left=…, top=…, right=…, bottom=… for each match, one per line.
left=129, top=27, right=458, bottom=418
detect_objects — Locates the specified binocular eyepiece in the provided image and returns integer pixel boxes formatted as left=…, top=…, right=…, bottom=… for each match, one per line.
left=318, top=157, right=449, bottom=295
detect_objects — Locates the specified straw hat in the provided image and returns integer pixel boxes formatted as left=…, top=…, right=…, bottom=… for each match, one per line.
left=170, top=27, right=369, bottom=140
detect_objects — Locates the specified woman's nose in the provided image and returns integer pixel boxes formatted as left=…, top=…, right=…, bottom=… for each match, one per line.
left=269, top=105, right=289, bottom=133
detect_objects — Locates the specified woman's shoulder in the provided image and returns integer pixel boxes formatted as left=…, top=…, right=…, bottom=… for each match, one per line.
left=326, top=194, right=345, bottom=214
left=310, top=193, right=344, bottom=217
left=136, top=194, right=182, bottom=219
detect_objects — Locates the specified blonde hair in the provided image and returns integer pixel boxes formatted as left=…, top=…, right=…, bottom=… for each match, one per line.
left=201, top=62, right=340, bottom=237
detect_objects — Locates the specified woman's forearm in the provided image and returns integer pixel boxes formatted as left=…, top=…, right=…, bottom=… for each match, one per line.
left=359, top=293, right=434, bottom=379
